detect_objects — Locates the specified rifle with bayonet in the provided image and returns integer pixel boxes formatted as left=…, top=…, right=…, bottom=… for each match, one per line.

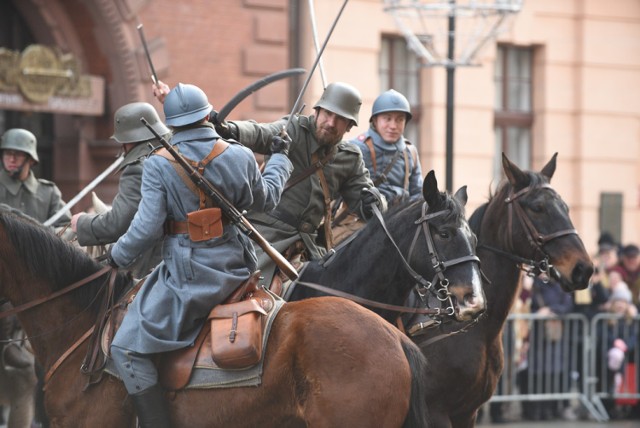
left=140, top=117, right=299, bottom=281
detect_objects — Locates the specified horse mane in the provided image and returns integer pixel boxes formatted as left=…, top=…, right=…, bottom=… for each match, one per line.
left=0, top=207, right=130, bottom=314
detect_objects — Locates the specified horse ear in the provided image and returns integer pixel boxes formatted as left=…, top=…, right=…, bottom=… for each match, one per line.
left=540, top=152, right=558, bottom=181
left=502, top=153, right=528, bottom=188
left=453, top=185, right=468, bottom=207
left=423, top=170, right=440, bottom=208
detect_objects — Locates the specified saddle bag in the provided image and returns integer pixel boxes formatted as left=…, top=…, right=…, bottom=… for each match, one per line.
left=209, top=298, right=268, bottom=369
left=187, top=207, right=223, bottom=242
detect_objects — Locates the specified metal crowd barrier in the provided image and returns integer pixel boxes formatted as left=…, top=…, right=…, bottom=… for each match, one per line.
left=487, top=313, right=634, bottom=422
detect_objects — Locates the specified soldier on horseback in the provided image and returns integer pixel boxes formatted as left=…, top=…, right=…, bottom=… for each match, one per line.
left=71, top=102, right=170, bottom=279
left=108, top=83, right=293, bottom=428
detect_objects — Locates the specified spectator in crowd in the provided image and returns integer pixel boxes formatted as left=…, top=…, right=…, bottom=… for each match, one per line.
left=609, top=244, right=640, bottom=307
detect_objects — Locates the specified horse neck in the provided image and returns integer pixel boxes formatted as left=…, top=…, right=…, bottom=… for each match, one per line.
left=476, top=203, right=523, bottom=335
left=14, top=278, right=99, bottom=370
left=300, top=230, right=413, bottom=322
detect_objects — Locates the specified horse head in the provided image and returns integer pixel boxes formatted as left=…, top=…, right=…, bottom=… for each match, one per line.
left=415, top=170, right=485, bottom=321
left=485, top=153, right=593, bottom=291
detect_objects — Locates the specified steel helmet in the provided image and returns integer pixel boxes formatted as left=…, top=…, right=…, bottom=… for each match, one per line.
left=313, top=82, right=361, bottom=126
left=370, top=89, right=412, bottom=122
left=0, top=128, right=39, bottom=163
left=112, top=102, right=170, bottom=143
left=164, top=83, right=212, bottom=127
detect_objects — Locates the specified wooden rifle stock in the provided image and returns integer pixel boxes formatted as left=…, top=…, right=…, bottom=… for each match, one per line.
left=140, top=118, right=299, bottom=280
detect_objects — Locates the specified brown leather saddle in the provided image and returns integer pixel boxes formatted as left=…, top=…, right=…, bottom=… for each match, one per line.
left=101, top=271, right=275, bottom=391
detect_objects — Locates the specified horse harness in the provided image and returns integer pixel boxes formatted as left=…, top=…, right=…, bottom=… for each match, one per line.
left=480, top=182, right=578, bottom=279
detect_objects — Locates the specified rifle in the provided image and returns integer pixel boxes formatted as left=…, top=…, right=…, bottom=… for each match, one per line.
left=140, top=118, right=299, bottom=281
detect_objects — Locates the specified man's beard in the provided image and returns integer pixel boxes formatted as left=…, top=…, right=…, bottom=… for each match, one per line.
left=5, top=163, right=25, bottom=179
left=315, top=125, right=341, bottom=147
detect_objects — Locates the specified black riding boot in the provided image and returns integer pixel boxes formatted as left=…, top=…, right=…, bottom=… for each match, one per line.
left=131, top=384, right=172, bottom=428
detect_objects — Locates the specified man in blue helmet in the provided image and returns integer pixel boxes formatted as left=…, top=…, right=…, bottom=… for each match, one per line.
left=351, top=89, right=422, bottom=206
left=108, top=83, right=293, bottom=428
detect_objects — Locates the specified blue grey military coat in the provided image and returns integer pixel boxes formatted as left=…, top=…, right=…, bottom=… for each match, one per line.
left=111, top=124, right=292, bottom=354
left=351, top=127, right=423, bottom=206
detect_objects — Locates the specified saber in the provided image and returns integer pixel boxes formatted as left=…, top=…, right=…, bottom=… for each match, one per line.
left=44, top=156, right=125, bottom=227
left=308, top=0, right=327, bottom=89
left=137, top=23, right=158, bottom=84
left=216, top=68, right=306, bottom=123
left=285, top=0, right=349, bottom=132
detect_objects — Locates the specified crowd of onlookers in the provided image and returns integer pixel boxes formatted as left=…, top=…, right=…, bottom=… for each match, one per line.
left=488, top=232, right=640, bottom=424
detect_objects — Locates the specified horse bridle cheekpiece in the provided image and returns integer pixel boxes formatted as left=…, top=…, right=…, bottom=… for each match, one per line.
left=505, top=183, right=577, bottom=280
left=373, top=203, right=480, bottom=318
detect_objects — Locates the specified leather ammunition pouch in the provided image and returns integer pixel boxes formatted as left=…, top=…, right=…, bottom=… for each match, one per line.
left=208, top=298, right=268, bottom=369
left=186, top=207, right=223, bottom=241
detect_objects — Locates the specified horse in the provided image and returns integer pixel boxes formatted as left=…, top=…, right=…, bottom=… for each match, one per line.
left=0, top=206, right=430, bottom=427
left=290, top=169, right=486, bottom=330
left=414, top=153, right=594, bottom=427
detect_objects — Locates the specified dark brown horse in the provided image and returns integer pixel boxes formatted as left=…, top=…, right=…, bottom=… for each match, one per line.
left=415, top=153, right=594, bottom=427
left=0, top=207, right=429, bottom=427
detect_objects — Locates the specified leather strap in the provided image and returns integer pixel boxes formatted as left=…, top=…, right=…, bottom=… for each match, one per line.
left=315, top=153, right=334, bottom=250
left=283, top=147, right=335, bottom=192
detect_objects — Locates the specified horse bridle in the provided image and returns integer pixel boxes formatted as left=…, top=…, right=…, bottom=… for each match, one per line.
left=372, top=202, right=480, bottom=318
left=482, top=183, right=578, bottom=279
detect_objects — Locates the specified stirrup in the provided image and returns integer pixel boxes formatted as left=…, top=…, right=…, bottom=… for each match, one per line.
left=407, top=319, right=437, bottom=337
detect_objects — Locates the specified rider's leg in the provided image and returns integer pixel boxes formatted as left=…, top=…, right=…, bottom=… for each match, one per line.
left=111, top=345, right=171, bottom=428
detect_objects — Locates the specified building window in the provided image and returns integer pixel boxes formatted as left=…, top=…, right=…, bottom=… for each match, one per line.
left=494, top=45, right=533, bottom=183
left=380, top=36, right=421, bottom=144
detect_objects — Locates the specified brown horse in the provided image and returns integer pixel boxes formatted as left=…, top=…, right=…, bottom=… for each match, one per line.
left=415, top=153, right=594, bottom=427
left=0, top=207, right=429, bottom=427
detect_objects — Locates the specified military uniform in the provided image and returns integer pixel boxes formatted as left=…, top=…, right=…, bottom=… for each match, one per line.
left=0, top=169, right=70, bottom=227
left=351, top=128, right=422, bottom=206
left=111, top=124, right=292, bottom=355
left=76, top=143, right=161, bottom=278
left=232, top=114, right=375, bottom=280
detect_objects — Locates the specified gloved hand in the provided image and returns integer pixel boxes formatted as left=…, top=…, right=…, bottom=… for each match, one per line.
left=210, top=110, right=238, bottom=140
left=270, top=133, right=292, bottom=156
left=358, top=187, right=385, bottom=220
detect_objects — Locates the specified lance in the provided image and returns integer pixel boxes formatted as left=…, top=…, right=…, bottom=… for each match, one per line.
left=137, top=23, right=158, bottom=84
left=307, top=0, right=327, bottom=89
left=43, top=156, right=124, bottom=227
left=284, top=0, right=349, bottom=133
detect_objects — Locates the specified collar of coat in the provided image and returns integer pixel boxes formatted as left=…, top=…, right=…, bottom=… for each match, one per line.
left=0, top=169, right=39, bottom=195
left=366, top=127, right=407, bottom=153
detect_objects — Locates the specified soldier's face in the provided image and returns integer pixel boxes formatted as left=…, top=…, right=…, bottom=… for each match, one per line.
left=314, top=109, right=352, bottom=146
left=372, top=112, right=406, bottom=144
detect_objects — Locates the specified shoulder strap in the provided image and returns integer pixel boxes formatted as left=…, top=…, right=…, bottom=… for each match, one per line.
left=283, top=148, right=335, bottom=192
left=364, top=137, right=377, bottom=174
left=155, top=141, right=230, bottom=208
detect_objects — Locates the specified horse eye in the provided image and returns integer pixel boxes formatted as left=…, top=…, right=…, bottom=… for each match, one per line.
left=438, top=231, right=450, bottom=239
left=529, top=203, right=544, bottom=213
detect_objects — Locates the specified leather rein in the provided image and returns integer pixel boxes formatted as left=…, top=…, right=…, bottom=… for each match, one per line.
left=0, top=265, right=116, bottom=389
left=294, top=202, right=480, bottom=319
left=478, top=183, right=577, bottom=278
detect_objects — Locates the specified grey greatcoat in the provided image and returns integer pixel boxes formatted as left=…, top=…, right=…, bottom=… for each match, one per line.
left=76, top=142, right=162, bottom=278
left=350, top=128, right=422, bottom=206
left=0, top=169, right=70, bottom=227
left=232, top=114, right=376, bottom=279
left=110, top=125, right=293, bottom=354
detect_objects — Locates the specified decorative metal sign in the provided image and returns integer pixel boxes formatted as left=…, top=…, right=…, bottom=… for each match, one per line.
left=0, top=44, right=103, bottom=115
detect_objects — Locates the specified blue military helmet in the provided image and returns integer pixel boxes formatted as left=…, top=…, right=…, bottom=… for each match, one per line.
left=369, top=89, right=412, bottom=123
left=313, top=82, right=362, bottom=126
left=164, top=83, right=212, bottom=127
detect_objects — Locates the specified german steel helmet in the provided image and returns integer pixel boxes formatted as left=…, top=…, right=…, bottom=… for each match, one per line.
left=0, top=128, right=39, bottom=163
left=313, top=82, right=361, bottom=126
left=370, top=89, right=412, bottom=122
left=164, top=83, right=213, bottom=127
left=112, top=102, right=170, bottom=143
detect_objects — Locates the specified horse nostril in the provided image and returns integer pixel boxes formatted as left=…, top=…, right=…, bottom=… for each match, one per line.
left=571, top=263, right=594, bottom=287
